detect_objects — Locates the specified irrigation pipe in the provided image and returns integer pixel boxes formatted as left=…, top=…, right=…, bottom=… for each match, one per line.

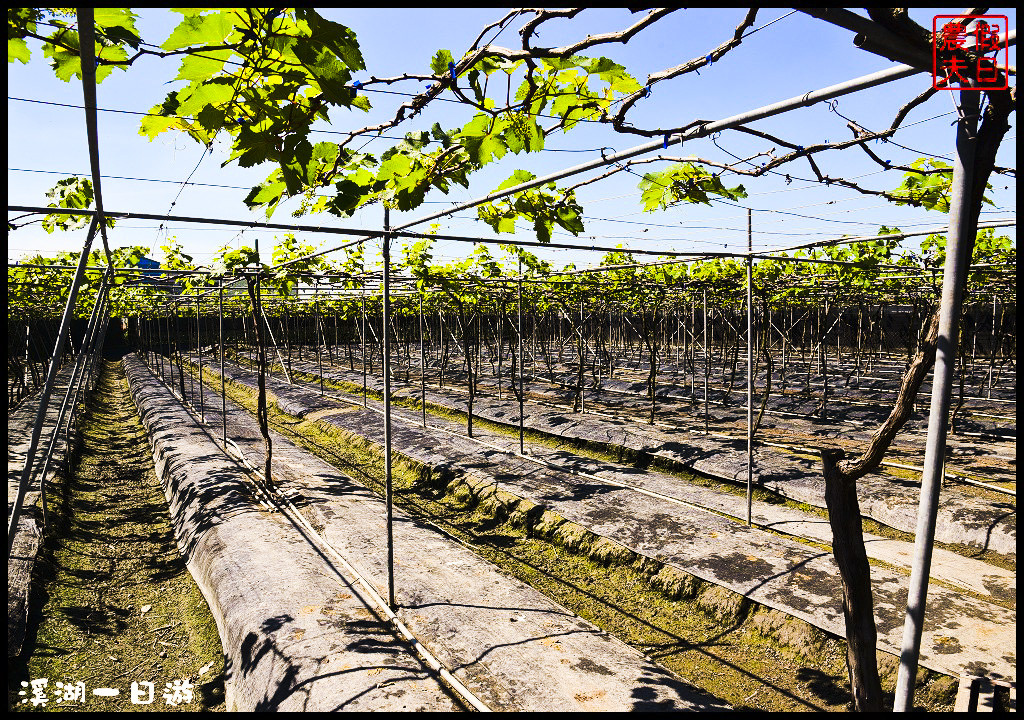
left=290, top=351, right=1016, bottom=499
left=216, top=435, right=492, bottom=712
left=306, top=374, right=736, bottom=525
left=8, top=216, right=101, bottom=555
left=544, top=384, right=1015, bottom=495
left=515, top=387, right=1015, bottom=495
left=150, top=355, right=492, bottom=711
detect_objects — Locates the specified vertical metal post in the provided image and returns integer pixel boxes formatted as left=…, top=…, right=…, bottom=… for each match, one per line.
left=497, top=291, right=504, bottom=402
left=182, top=308, right=194, bottom=405
left=315, top=288, right=324, bottom=396
left=158, top=309, right=165, bottom=382
left=893, top=87, right=978, bottom=713
left=690, top=301, right=696, bottom=399
left=24, top=322, right=31, bottom=395
left=159, top=307, right=165, bottom=380
left=746, top=209, right=754, bottom=526
left=196, top=296, right=204, bottom=423
left=518, top=260, right=525, bottom=455
left=437, top=309, right=444, bottom=388
left=165, top=311, right=173, bottom=394
left=40, top=274, right=109, bottom=527
left=219, top=284, right=227, bottom=447
left=366, top=286, right=370, bottom=407
left=987, top=295, right=996, bottom=398
left=8, top=217, right=100, bottom=553
left=579, top=291, right=585, bottom=414
left=419, top=293, right=426, bottom=427
left=703, top=288, right=710, bottom=433
left=382, top=208, right=396, bottom=610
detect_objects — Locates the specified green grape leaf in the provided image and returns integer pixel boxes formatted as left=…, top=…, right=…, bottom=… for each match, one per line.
left=173, top=48, right=232, bottom=81
left=161, top=11, right=235, bottom=51
left=430, top=48, right=453, bottom=76
left=9, top=37, right=30, bottom=64
left=295, top=8, right=364, bottom=72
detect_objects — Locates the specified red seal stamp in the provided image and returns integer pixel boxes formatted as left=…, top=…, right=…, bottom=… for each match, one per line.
left=932, top=15, right=1009, bottom=90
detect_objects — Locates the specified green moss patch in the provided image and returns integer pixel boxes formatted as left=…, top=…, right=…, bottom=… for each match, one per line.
left=8, top=360, right=225, bottom=713
left=204, top=363, right=957, bottom=712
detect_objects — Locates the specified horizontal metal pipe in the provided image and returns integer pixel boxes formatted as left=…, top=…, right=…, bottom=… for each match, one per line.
left=394, top=61, right=930, bottom=233
left=766, top=219, right=1015, bottom=254
left=8, top=218, right=101, bottom=554
left=7, top=204, right=384, bottom=239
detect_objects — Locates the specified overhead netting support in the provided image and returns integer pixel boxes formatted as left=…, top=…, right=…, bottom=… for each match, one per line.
left=7, top=8, right=1015, bottom=712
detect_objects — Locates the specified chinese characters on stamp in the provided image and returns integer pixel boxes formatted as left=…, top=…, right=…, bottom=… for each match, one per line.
left=932, top=15, right=1010, bottom=90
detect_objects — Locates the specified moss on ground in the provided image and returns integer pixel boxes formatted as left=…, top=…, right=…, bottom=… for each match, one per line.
left=8, top=360, right=225, bottom=713
left=272, top=359, right=1015, bottom=575
left=203, top=362, right=957, bottom=712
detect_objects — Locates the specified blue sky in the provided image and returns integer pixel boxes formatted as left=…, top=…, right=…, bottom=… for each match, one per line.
left=6, top=8, right=1017, bottom=271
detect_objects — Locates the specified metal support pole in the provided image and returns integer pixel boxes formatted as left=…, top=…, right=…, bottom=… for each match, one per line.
left=315, top=289, right=324, bottom=396
left=703, top=288, right=710, bottom=433
left=8, top=217, right=100, bottom=554
left=23, top=322, right=31, bottom=397
left=196, top=296, right=204, bottom=423
left=518, top=260, right=525, bottom=455
left=219, top=285, right=227, bottom=447
left=165, top=312, right=173, bottom=395
left=158, top=309, right=165, bottom=382
left=39, top=275, right=109, bottom=527
left=366, top=286, right=370, bottom=407
left=746, top=209, right=754, bottom=526
left=497, top=292, right=503, bottom=402
left=419, top=293, right=426, bottom=427
left=396, top=60, right=930, bottom=235
left=382, top=208, right=396, bottom=610
left=893, top=87, right=978, bottom=713
left=987, top=295, right=996, bottom=398
left=579, top=292, right=585, bottom=414
left=182, top=310, right=194, bottom=405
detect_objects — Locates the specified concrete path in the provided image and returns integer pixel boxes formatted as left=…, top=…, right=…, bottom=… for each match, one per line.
left=208, top=357, right=1016, bottom=684
left=125, top=355, right=726, bottom=711
left=7, top=364, right=79, bottom=657
left=290, top=355, right=1015, bottom=556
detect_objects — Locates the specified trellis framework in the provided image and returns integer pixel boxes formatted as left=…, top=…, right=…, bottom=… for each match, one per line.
left=6, top=8, right=1016, bottom=712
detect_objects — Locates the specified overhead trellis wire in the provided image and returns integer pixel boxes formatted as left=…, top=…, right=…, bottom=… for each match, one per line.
left=12, top=204, right=1014, bottom=264
left=266, top=59, right=941, bottom=273
left=7, top=14, right=1017, bottom=711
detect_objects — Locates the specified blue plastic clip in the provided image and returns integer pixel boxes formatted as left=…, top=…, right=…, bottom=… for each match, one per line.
left=706, top=54, right=713, bottom=66
left=352, top=80, right=361, bottom=96
left=448, top=61, right=456, bottom=80
left=642, top=86, right=651, bottom=98
left=796, top=145, right=803, bottom=152
left=663, top=134, right=669, bottom=149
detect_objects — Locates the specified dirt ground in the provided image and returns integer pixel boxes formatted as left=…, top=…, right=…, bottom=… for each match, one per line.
left=8, top=360, right=225, bottom=713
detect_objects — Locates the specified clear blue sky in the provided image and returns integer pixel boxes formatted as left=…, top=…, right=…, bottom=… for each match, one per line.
left=7, top=8, right=1017, bottom=271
